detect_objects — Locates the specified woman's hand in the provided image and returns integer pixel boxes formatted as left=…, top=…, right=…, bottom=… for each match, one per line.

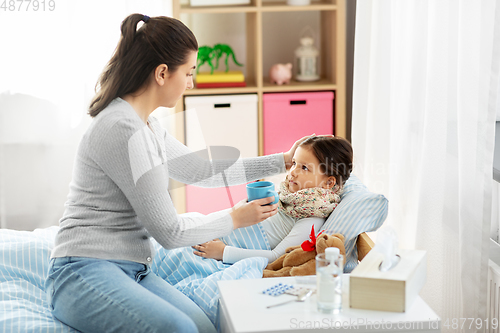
left=192, top=239, right=226, bottom=261
left=230, top=197, right=279, bottom=229
left=283, top=134, right=335, bottom=169
left=283, top=134, right=316, bottom=170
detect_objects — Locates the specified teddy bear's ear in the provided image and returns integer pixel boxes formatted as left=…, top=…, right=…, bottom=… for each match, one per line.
left=326, top=233, right=346, bottom=257
left=316, top=234, right=330, bottom=254
left=333, top=233, right=345, bottom=243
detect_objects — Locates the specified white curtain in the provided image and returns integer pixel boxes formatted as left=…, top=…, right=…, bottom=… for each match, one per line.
left=0, top=0, right=173, bottom=230
left=352, top=0, right=500, bottom=331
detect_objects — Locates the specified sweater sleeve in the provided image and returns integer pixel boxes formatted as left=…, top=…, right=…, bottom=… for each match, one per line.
left=92, top=118, right=236, bottom=249
left=161, top=123, right=286, bottom=187
left=222, top=217, right=325, bottom=264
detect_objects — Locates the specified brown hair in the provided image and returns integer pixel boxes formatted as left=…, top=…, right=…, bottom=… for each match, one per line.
left=299, top=136, right=353, bottom=187
left=88, top=14, right=198, bottom=117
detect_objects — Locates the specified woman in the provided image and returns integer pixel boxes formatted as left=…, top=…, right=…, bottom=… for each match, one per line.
left=45, top=13, right=312, bottom=333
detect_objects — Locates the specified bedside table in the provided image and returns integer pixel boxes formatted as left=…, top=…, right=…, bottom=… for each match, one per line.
left=217, top=276, right=440, bottom=333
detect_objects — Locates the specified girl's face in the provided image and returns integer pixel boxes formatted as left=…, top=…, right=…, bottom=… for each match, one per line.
left=288, top=146, right=336, bottom=193
left=161, top=51, right=197, bottom=108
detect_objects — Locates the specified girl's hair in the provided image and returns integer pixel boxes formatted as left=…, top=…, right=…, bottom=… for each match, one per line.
left=299, top=136, right=353, bottom=187
left=88, top=14, right=198, bottom=117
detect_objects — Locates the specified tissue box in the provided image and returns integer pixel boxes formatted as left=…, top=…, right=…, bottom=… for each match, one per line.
left=349, top=249, right=427, bottom=312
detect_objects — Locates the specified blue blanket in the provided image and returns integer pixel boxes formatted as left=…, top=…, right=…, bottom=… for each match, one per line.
left=152, top=246, right=267, bottom=325
left=0, top=227, right=77, bottom=333
left=0, top=223, right=270, bottom=332
left=151, top=221, right=271, bottom=325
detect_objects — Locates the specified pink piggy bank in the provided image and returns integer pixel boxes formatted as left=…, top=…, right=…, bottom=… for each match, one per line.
left=269, top=63, right=293, bottom=85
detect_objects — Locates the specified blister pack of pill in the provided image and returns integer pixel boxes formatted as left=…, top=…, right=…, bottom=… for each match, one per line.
left=284, top=286, right=314, bottom=297
left=261, top=283, right=314, bottom=297
left=261, top=283, right=294, bottom=296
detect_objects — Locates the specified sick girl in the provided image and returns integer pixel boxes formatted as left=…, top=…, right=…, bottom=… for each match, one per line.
left=193, top=136, right=353, bottom=264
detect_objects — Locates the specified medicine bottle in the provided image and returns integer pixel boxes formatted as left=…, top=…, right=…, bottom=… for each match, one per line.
left=316, top=247, right=343, bottom=313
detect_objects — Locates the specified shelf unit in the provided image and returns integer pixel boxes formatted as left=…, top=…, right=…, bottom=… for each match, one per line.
left=171, top=0, right=346, bottom=213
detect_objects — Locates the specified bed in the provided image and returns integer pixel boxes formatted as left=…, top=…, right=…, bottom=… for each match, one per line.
left=0, top=175, right=387, bottom=332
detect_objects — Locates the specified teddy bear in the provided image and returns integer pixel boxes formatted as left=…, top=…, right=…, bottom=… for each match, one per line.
left=263, top=233, right=346, bottom=278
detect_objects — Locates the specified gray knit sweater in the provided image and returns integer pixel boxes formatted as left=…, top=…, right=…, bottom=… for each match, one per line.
left=51, top=98, right=286, bottom=264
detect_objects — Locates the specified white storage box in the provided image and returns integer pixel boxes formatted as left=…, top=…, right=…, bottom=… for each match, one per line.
left=190, top=0, right=250, bottom=6
left=184, top=94, right=258, bottom=214
left=184, top=94, right=258, bottom=156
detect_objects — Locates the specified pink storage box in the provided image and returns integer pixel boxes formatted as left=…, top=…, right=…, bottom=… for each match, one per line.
left=263, top=91, right=334, bottom=155
left=186, top=184, right=247, bottom=215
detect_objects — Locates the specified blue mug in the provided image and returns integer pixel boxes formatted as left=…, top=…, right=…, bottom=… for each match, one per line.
left=246, top=181, right=279, bottom=205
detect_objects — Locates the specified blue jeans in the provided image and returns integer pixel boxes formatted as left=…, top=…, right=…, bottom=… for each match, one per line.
left=45, top=257, right=216, bottom=333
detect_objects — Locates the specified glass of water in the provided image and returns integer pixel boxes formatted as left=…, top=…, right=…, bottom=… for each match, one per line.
left=316, top=251, right=343, bottom=314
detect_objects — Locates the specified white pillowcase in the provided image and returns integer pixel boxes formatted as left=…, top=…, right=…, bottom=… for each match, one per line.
left=322, top=175, right=388, bottom=272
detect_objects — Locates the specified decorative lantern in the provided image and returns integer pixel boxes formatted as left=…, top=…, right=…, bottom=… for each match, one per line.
left=295, top=28, right=319, bottom=81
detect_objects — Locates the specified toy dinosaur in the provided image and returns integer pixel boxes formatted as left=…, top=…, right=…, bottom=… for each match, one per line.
left=197, top=45, right=216, bottom=74
left=213, top=43, right=243, bottom=72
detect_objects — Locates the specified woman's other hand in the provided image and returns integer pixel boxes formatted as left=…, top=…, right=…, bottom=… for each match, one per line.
left=192, top=239, right=226, bottom=260
left=230, top=197, right=278, bottom=229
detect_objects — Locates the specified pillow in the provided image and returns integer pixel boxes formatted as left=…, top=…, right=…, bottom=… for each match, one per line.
left=322, top=174, right=388, bottom=272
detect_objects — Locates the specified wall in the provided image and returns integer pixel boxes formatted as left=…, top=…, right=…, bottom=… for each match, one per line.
left=0, top=93, right=91, bottom=230
left=0, top=0, right=174, bottom=231
left=493, top=179, right=500, bottom=242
